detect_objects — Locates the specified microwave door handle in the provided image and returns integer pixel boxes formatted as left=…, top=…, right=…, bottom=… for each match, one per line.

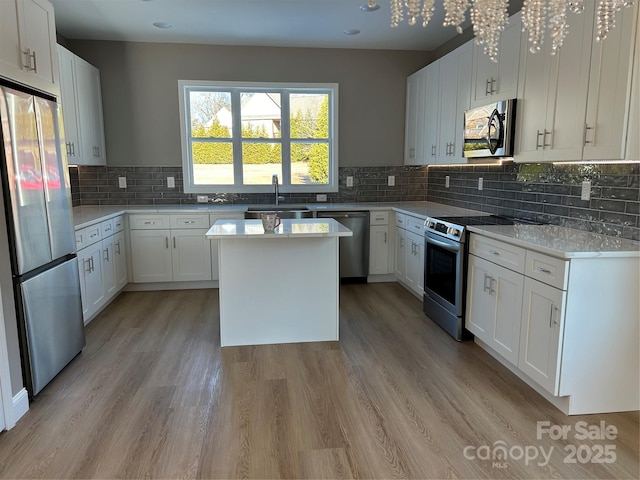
left=487, top=108, right=503, bottom=155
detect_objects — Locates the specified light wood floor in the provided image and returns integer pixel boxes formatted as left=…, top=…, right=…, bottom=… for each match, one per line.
left=0, top=283, right=637, bottom=479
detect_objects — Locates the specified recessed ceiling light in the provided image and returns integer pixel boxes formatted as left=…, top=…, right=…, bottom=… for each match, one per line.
left=343, top=29, right=361, bottom=36
left=153, top=21, right=172, bottom=29
left=360, top=1, right=380, bottom=12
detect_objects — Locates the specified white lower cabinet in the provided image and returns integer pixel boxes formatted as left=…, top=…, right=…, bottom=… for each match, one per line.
left=76, top=214, right=126, bottom=323
left=368, top=210, right=393, bottom=276
left=393, top=212, right=425, bottom=297
left=466, top=231, right=639, bottom=415
left=466, top=254, right=524, bottom=366
left=129, top=214, right=213, bottom=283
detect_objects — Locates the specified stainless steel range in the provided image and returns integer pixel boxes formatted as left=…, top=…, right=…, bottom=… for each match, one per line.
left=422, top=215, right=518, bottom=341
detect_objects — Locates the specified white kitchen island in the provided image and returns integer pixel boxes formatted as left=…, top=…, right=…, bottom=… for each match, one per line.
left=205, top=218, right=352, bottom=347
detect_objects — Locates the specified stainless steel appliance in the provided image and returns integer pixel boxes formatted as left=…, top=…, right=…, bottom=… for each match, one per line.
left=423, top=215, right=518, bottom=340
left=316, top=211, right=369, bottom=279
left=463, top=99, right=516, bottom=158
left=0, top=82, right=85, bottom=397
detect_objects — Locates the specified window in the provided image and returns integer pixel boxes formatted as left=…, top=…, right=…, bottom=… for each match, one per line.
left=178, top=81, right=338, bottom=194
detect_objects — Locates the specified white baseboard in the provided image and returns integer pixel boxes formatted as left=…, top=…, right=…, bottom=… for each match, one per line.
left=11, top=388, right=29, bottom=427
left=124, top=280, right=217, bottom=291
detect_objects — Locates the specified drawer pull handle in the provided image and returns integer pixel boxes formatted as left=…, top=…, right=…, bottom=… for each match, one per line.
left=537, top=267, right=552, bottom=274
left=144, top=221, right=155, bottom=225
left=489, top=250, right=500, bottom=256
left=184, top=221, right=196, bottom=224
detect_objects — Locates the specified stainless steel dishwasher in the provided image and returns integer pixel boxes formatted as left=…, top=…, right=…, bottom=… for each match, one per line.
left=316, top=211, right=370, bottom=279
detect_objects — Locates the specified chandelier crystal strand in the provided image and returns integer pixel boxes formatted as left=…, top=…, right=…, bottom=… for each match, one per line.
left=443, top=0, right=470, bottom=33
left=405, top=0, right=423, bottom=25
left=420, top=0, right=436, bottom=27
left=521, top=0, right=548, bottom=53
left=470, top=0, right=509, bottom=62
left=390, top=0, right=404, bottom=27
left=548, top=0, right=570, bottom=53
left=568, top=0, right=585, bottom=13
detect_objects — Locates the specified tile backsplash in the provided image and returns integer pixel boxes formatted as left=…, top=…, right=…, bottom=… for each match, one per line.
left=70, top=162, right=640, bottom=240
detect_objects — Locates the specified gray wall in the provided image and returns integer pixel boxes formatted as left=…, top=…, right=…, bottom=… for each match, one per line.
left=67, top=41, right=432, bottom=168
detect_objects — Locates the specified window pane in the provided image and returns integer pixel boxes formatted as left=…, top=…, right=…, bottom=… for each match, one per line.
left=189, top=91, right=232, bottom=136
left=242, top=142, right=282, bottom=185
left=241, top=92, right=281, bottom=139
left=291, top=143, right=329, bottom=185
left=191, top=141, right=234, bottom=185
left=290, top=93, right=329, bottom=139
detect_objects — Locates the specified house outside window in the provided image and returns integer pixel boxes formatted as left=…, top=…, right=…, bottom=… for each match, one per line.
left=178, top=81, right=338, bottom=194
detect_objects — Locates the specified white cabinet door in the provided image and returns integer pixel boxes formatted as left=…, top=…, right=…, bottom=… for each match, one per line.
left=130, top=229, right=173, bottom=283
left=0, top=0, right=58, bottom=95
left=583, top=4, right=638, bottom=160
left=424, top=61, right=440, bottom=164
left=171, top=229, right=212, bottom=282
left=404, top=230, right=424, bottom=296
left=57, top=45, right=81, bottom=161
left=404, top=71, right=424, bottom=165
left=101, top=236, right=117, bottom=300
left=394, top=227, right=406, bottom=280
left=519, top=277, right=566, bottom=395
left=75, top=56, right=106, bottom=165
left=516, top=4, right=593, bottom=163
left=77, top=244, right=104, bottom=322
left=369, top=225, right=390, bottom=275
left=466, top=254, right=523, bottom=365
left=113, top=230, right=127, bottom=290
left=471, top=14, right=521, bottom=107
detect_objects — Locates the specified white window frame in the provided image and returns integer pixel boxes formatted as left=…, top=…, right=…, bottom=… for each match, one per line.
left=178, top=80, right=339, bottom=194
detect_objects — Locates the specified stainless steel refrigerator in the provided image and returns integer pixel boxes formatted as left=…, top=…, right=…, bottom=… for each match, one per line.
left=0, top=82, right=85, bottom=397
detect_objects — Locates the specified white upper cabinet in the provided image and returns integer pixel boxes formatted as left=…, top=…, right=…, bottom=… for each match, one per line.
left=583, top=4, right=638, bottom=160
left=57, top=45, right=107, bottom=165
left=423, top=61, right=440, bottom=164
left=404, top=69, right=427, bottom=165
left=0, top=0, right=58, bottom=96
left=515, top=4, right=594, bottom=163
left=436, top=42, right=472, bottom=164
left=470, top=13, right=521, bottom=107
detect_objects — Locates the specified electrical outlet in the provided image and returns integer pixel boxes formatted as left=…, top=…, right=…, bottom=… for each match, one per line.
left=316, top=194, right=327, bottom=202
left=388, top=175, right=395, bottom=186
left=167, top=176, right=175, bottom=188
left=478, top=177, right=483, bottom=191
left=197, top=195, right=209, bottom=203
left=118, top=176, right=127, bottom=188
left=346, top=176, right=354, bottom=187
left=581, top=180, right=591, bottom=201
left=445, top=175, right=450, bottom=188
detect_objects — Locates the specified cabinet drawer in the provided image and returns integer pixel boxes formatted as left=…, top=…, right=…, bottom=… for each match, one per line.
left=370, top=210, right=389, bottom=225
left=406, top=216, right=425, bottom=235
left=170, top=214, right=210, bottom=229
left=469, top=233, right=525, bottom=273
left=394, top=212, right=406, bottom=229
left=76, top=224, right=102, bottom=250
left=525, top=251, right=568, bottom=290
left=129, top=214, right=170, bottom=230
left=101, top=219, right=115, bottom=237
left=113, top=215, right=124, bottom=233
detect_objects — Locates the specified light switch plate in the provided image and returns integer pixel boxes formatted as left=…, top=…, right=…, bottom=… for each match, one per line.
left=197, top=195, right=209, bottom=203
left=581, top=180, right=591, bottom=200
left=118, top=176, right=127, bottom=188
left=445, top=176, right=450, bottom=188
left=346, top=176, right=354, bottom=187
left=316, top=194, right=327, bottom=202
left=388, top=175, right=395, bottom=186
left=478, top=177, right=483, bottom=191
left=167, top=176, right=175, bottom=188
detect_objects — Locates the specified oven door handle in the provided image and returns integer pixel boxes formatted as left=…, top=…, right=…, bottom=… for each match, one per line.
left=425, top=234, right=461, bottom=253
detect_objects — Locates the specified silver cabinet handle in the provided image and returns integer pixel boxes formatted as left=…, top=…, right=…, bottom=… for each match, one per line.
left=184, top=220, right=196, bottom=224
left=84, top=259, right=91, bottom=273
left=173, top=237, right=176, bottom=248
left=383, top=232, right=387, bottom=243
left=431, top=144, right=436, bottom=156
left=165, top=237, right=169, bottom=249
left=115, top=242, right=121, bottom=254
left=89, top=257, right=94, bottom=273
left=549, top=305, right=559, bottom=327
left=489, top=276, right=496, bottom=295
left=71, top=142, right=75, bottom=156
left=31, top=50, right=37, bottom=73
left=489, top=250, right=500, bottom=256
left=399, top=238, right=404, bottom=248
left=536, top=266, right=552, bottom=274
left=104, top=248, right=109, bottom=262
left=485, top=78, right=491, bottom=96
left=543, top=129, right=552, bottom=148
left=144, top=221, right=155, bottom=225
left=490, top=77, right=496, bottom=94
left=483, top=273, right=491, bottom=293
left=22, top=49, right=36, bottom=71
left=536, top=130, right=544, bottom=150
left=583, top=123, right=594, bottom=145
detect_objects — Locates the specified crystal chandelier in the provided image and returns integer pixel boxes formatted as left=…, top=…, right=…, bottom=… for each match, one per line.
left=385, top=0, right=635, bottom=61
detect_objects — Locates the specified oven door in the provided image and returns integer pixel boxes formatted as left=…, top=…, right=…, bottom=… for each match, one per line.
left=423, top=231, right=463, bottom=316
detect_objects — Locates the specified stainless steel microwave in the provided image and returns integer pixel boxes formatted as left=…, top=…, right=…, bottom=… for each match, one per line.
left=463, top=99, right=516, bottom=158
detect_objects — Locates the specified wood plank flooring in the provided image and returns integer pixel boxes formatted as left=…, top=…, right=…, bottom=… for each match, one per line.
left=0, top=283, right=637, bottom=479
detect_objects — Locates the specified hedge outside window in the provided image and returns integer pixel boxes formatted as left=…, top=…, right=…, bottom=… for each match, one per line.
left=178, top=81, right=339, bottom=194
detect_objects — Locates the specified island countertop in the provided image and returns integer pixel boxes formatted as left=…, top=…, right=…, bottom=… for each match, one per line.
left=205, top=218, right=353, bottom=239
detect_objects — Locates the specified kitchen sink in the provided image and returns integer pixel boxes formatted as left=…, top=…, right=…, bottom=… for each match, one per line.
left=246, top=204, right=309, bottom=212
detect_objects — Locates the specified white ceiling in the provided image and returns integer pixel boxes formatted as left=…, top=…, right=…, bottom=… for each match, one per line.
left=49, top=0, right=473, bottom=51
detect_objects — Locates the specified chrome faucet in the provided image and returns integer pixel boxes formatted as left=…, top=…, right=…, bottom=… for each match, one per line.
left=272, top=174, right=280, bottom=205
